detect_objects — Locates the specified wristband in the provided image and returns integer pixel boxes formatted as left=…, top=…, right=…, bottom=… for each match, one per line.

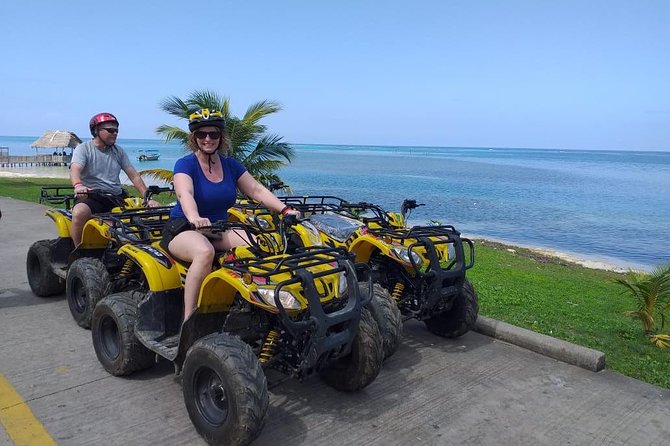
left=73, top=182, right=82, bottom=188
left=280, top=205, right=292, bottom=215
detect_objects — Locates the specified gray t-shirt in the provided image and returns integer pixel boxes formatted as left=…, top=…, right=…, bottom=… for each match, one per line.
left=71, top=140, right=132, bottom=195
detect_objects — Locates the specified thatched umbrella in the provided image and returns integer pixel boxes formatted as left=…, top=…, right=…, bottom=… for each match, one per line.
left=31, top=130, right=82, bottom=154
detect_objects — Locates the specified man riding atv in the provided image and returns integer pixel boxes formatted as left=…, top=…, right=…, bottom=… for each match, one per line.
left=70, top=112, right=159, bottom=245
left=26, top=185, right=173, bottom=328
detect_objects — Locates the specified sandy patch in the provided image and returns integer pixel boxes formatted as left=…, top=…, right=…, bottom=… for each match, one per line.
left=0, top=167, right=70, bottom=179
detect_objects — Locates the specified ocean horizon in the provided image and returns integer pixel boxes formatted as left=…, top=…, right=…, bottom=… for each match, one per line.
left=1, top=135, right=669, bottom=272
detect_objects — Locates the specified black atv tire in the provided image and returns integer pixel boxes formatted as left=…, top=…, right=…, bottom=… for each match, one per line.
left=364, top=283, right=402, bottom=360
left=424, top=279, right=479, bottom=338
left=182, top=333, right=269, bottom=446
left=91, top=292, right=155, bottom=376
left=26, top=240, right=64, bottom=297
left=319, top=308, right=383, bottom=392
left=66, top=257, right=112, bottom=328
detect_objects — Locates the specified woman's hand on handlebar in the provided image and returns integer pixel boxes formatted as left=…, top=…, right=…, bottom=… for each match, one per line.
left=285, top=208, right=301, bottom=217
left=144, top=199, right=160, bottom=208
left=281, top=211, right=302, bottom=227
left=189, top=216, right=211, bottom=229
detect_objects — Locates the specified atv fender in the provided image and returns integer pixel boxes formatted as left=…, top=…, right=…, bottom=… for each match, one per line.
left=198, top=270, right=260, bottom=313
left=80, top=218, right=113, bottom=249
left=118, top=244, right=182, bottom=291
left=121, top=197, right=143, bottom=209
left=45, top=209, right=73, bottom=238
left=227, top=207, right=247, bottom=223
left=291, top=223, right=323, bottom=248
left=386, top=212, right=405, bottom=228
left=348, top=235, right=393, bottom=263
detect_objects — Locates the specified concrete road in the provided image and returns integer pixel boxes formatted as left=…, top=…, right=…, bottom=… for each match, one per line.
left=1, top=196, right=669, bottom=445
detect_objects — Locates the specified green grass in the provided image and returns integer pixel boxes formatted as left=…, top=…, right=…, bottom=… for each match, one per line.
left=469, top=240, right=669, bottom=388
left=1, top=177, right=668, bottom=388
left=0, top=177, right=69, bottom=203
left=0, top=177, right=174, bottom=206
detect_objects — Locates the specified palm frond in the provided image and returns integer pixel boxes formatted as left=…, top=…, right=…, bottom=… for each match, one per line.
left=242, top=159, right=286, bottom=175
left=155, top=125, right=190, bottom=147
left=616, top=262, right=670, bottom=335
left=156, top=91, right=294, bottom=188
left=139, top=168, right=175, bottom=185
left=159, top=96, right=190, bottom=118
left=244, top=135, right=294, bottom=164
left=243, top=100, right=282, bottom=124
left=187, top=91, right=226, bottom=112
left=254, top=173, right=289, bottom=189
left=649, top=334, right=670, bottom=348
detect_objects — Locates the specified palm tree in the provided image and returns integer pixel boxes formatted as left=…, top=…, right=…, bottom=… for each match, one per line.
left=141, top=90, right=294, bottom=187
left=614, top=263, right=670, bottom=335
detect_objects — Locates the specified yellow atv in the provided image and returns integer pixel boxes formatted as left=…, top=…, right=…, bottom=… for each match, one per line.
left=228, top=202, right=403, bottom=360
left=90, top=221, right=383, bottom=446
left=272, top=196, right=478, bottom=339
left=26, top=185, right=173, bottom=328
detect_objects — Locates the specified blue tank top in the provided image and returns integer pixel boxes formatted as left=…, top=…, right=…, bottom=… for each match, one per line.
left=170, top=153, right=246, bottom=222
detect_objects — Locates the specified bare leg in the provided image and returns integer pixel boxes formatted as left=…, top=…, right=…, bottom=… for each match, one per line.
left=214, top=228, right=253, bottom=250
left=168, top=230, right=215, bottom=320
left=70, top=202, right=93, bottom=246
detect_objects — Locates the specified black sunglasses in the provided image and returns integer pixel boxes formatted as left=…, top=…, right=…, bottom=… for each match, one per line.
left=194, top=130, right=221, bottom=140
left=100, top=127, right=119, bottom=134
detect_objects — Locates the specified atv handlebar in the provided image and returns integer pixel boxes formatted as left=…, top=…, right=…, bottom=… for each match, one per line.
left=401, top=198, right=425, bottom=220
left=268, top=181, right=287, bottom=192
left=143, top=185, right=173, bottom=203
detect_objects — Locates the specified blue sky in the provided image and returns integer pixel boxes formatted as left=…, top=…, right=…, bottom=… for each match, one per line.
left=1, top=0, right=668, bottom=150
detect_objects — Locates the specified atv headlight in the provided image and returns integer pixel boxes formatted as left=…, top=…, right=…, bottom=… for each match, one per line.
left=392, top=247, right=423, bottom=266
left=301, top=221, right=323, bottom=246
left=256, top=287, right=301, bottom=310
left=251, top=215, right=271, bottom=230
left=448, top=244, right=456, bottom=261
left=338, top=270, right=348, bottom=296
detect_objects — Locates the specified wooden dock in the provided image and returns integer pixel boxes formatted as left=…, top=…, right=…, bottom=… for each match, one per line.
left=0, top=154, right=71, bottom=168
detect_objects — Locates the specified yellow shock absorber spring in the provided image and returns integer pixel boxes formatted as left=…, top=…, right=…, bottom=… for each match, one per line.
left=391, top=282, right=405, bottom=302
left=259, top=329, right=280, bottom=363
left=119, top=259, right=134, bottom=277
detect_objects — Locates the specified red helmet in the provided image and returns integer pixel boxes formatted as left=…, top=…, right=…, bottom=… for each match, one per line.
left=89, top=112, right=119, bottom=136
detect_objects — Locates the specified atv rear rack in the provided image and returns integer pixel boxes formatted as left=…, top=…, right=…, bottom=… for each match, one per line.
left=279, top=195, right=350, bottom=208
left=278, top=195, right=394, bottom=226
left=39, top=185, right=173, bottom=212
left=39, top=186, right=76, bottom=210
left=95, top=207, right=173, bottom=244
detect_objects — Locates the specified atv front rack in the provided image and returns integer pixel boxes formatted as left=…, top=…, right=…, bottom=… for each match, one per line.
left=224, top=246, right=354, bottom=283
left=224, top=246, right=371, bottom=347
left=369, top=224, right=474, bottom=273
left=371, top=224, right=474, bottom=317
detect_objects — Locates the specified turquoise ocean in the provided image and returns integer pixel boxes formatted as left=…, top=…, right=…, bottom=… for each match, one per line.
left=2, top=135, right=669, bottom=271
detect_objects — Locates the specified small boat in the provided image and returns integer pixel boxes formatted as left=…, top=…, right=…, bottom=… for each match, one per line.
left=137, top=149, right=160, bottom=161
